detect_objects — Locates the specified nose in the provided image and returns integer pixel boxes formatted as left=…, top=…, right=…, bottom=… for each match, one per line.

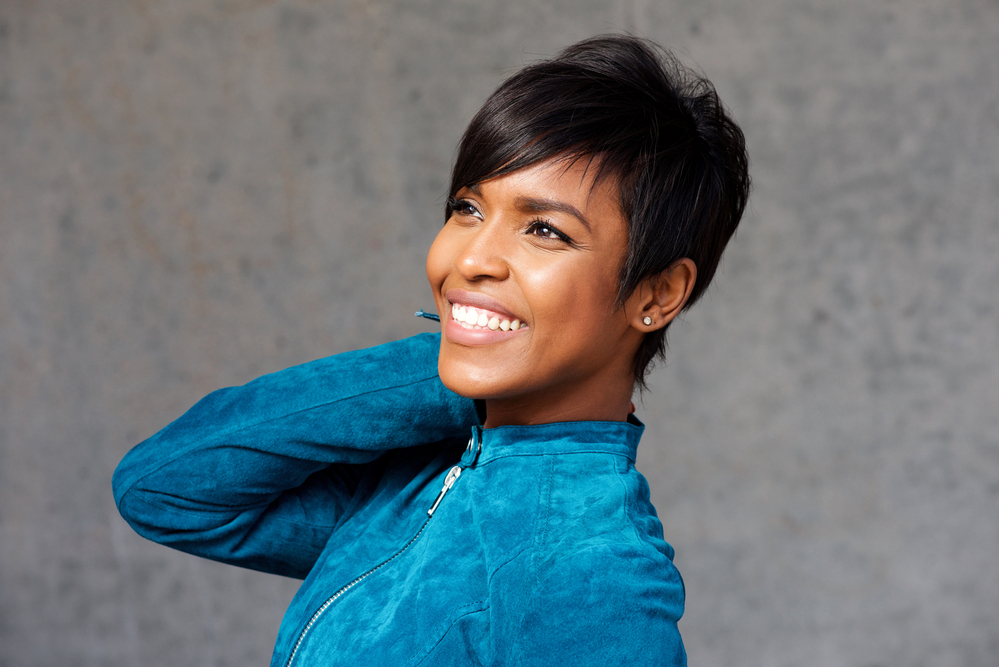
left=453, top=219, right=511, bottom=282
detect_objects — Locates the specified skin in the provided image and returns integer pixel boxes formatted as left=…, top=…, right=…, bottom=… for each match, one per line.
left=426, top=156, right=696, bottom=428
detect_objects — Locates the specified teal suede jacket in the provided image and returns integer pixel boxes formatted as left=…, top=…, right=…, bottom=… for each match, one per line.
left=112, top=333, right=686, bottom=666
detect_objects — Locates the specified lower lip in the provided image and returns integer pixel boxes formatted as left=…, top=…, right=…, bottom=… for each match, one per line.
left=444, top=317, right=527, bottom=345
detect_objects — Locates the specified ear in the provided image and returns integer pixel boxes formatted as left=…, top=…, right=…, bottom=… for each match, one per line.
left=625, top=258, right=697, bottom=332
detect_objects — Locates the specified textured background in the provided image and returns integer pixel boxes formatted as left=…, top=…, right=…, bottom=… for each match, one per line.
left=1, top=1, right=998, bottom=665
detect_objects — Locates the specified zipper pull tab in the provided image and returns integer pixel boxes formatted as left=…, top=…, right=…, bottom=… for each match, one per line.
left=427, top=465, right=462, bottom=517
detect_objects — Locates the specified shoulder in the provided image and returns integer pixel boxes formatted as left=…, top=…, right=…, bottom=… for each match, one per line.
left=532, top=531, right=685, bottom=618
left=513, top=540, right=685, bottom=666
left=541, top=453, right=678, bottom=569
left=512, top=456, right=685, bottom=664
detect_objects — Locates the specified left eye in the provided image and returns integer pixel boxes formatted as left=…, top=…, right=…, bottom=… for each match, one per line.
left=527, top=221, right=570, bottom=243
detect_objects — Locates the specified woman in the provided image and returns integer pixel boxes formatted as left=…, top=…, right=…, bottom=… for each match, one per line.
left=113, top=35, right=749, bottom=666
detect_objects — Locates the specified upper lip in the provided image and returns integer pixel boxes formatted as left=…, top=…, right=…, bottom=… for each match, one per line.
left=445, top=288, right=523, bottom=323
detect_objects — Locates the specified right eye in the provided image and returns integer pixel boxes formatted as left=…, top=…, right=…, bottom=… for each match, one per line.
left=448, top=197, right=482, bottom=219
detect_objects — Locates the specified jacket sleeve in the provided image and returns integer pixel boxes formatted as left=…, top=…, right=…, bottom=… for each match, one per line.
left=112, top=332, right=478, bottom=578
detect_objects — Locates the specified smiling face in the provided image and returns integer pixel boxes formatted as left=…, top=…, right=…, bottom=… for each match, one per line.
left=426, top=157, right=649, bottom=427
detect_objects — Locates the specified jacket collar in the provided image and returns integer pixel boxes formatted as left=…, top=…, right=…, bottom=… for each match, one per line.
left=460, top=416, right=644, bottom=467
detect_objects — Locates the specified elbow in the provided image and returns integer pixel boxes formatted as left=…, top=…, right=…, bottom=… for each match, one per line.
left=111, top=452, right=221, bottom=545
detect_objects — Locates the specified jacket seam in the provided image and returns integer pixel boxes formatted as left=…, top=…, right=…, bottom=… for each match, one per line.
left=114, top=372, right=447, bottom=505
left=404, top=599, right=490, bottom=667
left=617, top=458, right=650, bottom=555
left=487, top=541, right=533, bottom=588
left=616, top=459, right=674, bottom=563
left=477, top=449, right=636, bottom=467
left=119, top=489, right=338, bottom=531
left=402, top=548, right=532, bottom=667
left=533, top=455, right=554, bottom=592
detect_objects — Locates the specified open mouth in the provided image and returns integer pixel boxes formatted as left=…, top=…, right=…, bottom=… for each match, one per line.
left=449, top=303, right=525, bottom=332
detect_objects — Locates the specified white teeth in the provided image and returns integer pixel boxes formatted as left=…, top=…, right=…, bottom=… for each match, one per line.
left=449, top=303, right=525, bottom=332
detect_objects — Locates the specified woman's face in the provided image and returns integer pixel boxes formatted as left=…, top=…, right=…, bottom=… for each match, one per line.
left=426, top=156, right=647, bottom=427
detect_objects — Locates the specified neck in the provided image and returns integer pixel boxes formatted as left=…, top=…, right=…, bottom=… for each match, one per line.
left=482, top=373, right=635, bottom=428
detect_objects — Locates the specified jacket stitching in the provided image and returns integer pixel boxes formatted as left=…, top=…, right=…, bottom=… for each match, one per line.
left=405, top=544, right=536, bottom=666
left=617, top=457, right=651, bottom=557
left=486, top=541, right=533, bottom=588
left=114, top=373, right=454, bottom=505
left=121, top=490, right=338, bottom=531
left=535, top=455, right=554, bottom=591
left=404, top=599, right=490, bottom=667
left=476, top=449, right=636, bottom=467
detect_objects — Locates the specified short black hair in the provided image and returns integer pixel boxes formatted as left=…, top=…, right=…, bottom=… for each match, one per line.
left=447, top=34, right=750, bottom=386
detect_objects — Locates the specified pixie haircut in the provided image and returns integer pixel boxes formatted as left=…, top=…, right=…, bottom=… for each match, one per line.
left=447, top=34, right=750, bottom=387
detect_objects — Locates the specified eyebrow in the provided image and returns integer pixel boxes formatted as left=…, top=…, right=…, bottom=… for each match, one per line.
left=514, top=196, right=592, bottom=232
left=461, top=184, right=592, bottom=231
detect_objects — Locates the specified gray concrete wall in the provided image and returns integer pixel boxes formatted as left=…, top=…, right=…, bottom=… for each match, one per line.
left=1, top=1, right=997, bottom=665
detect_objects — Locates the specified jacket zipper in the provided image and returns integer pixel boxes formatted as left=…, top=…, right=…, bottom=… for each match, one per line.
left=427, top=465, right=461, bottom=517
left=284, top=464, right=464, bottom=667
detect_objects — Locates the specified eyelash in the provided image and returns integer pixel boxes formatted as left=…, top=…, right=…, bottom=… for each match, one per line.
left=448, top=198, right=576, bottom=246
left=526, top=218, right=574, bottom=245
left=447, top=197, right=479, bottom=218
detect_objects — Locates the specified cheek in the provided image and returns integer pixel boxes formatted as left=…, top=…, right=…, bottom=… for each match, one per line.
left=526, top=258, right=620, bottom=325
left=425, top=227, right=451, bottom=288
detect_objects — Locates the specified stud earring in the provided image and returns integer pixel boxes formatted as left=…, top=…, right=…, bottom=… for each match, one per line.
left=643, top=316, right=652, bottom=326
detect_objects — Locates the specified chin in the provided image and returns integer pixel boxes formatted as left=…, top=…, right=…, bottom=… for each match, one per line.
left=436, top=349, right=514, bottom=401
left=438, top=360, right=494, bottom=400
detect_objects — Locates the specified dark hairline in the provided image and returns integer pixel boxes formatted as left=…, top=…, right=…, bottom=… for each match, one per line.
left=458, top=154, right=627, bottom=236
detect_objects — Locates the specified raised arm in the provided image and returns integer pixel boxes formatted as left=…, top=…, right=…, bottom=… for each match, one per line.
left=112, top=333, right=477, bottom=578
